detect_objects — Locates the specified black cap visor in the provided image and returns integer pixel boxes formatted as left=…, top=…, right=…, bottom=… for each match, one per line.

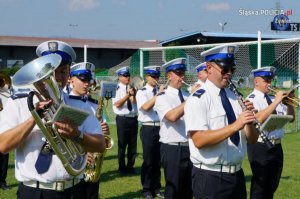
left=74, top=74, right=93, bottom=82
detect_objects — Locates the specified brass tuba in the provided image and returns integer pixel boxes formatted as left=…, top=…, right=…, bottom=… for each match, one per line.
left=12, top=54, right=87, bottom=176
left=84, top=80, right=116, bottom=182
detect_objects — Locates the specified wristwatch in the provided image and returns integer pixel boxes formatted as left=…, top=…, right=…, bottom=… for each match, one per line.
left=74, top=130, right=84, bottom=143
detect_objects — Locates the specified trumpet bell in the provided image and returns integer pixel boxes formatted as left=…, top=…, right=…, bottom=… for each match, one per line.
left=130, top=76, right=144, bottom=90
left=12, top=54, right=62, bottom=87
left=268, top=85, right=300, bottom=107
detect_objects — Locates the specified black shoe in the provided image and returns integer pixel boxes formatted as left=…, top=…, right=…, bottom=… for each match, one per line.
left=142, top=193, right=154, bottom=199
left=126, top=167, right=136, bottom=174
left=0, top=182, right=10, bottom=190
left=155, top=189, right=164, bottom=198
left=118, top=169, right=127, bottom=175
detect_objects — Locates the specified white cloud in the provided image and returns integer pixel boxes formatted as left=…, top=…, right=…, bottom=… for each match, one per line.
left=67, top=0, right=100, bottom=11
left=202, top=2, right=230, bottom=12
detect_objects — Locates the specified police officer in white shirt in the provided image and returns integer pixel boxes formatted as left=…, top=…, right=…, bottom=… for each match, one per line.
left=154, top=58, right=193, bottom=199
left=0, top=40, right=105, bottom=199
left=194, top=62, right=208, bottom=86
left=112, top=66, right=138, bottom=174
left=136, top=66, right=163, bottom=199
left=246, top=66, right=295, bottom=199
left=185, top=44, right=259, bottom=199
left=0, top=86, right=32, bottom=190
left=68, top=62, right=110, bottom=199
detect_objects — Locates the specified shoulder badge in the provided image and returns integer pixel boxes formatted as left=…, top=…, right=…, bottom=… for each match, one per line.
left=11, top=93, right=29, bottom=100
left=192, top=89, right=205, bottom=98
left=248, top=94, right=255, bottom=98
left=116, top=85, right=120, bottom=90
left=87, top=96, right=98, bottom=104
left=157, top=92, right=165, bottom=96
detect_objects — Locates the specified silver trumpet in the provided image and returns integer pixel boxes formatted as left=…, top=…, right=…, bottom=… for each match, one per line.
left=12, top=54, right=87, bottom=176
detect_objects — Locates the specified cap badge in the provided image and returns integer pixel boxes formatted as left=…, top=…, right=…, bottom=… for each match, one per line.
left=48, top=42, right=58, bottom=52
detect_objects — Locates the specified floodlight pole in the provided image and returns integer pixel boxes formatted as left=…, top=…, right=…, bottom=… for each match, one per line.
left=84, top=45, right=88, bottom=62
left=258, top=30, right=262, bottom=69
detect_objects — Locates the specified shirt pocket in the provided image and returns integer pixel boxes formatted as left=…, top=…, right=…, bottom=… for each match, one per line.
left=208, top=109, right=226, bottom=130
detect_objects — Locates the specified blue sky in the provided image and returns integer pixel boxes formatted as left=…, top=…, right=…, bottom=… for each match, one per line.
left=0, top=0, right=299, bottom=41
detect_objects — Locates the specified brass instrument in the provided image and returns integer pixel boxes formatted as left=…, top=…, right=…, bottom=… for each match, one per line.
left=84, top=82, right=115, bottom=183
left=228, top=79, right=275, bottom=151
left=129, top=76, right=144, bottom=91
left=268, top=85, right=300, bottom=107
left=12, top=54, right=87, bottom=176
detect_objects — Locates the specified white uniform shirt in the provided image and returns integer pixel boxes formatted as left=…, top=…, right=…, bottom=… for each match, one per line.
left=154, top=86, right=188, bottom=143
left=86, top=98, right=107, bottom=122
left=185, top=79, right=247, bottom=165
left=112, top=82, right=138, bottom=115
left=0, top=92, right=101, bottom=183
left=136, top=84, right=160, bottom=123
left=247, top=89, right=286, bottom=139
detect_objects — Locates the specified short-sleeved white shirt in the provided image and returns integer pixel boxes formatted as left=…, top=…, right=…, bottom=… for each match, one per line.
left=0, top=92, right=101, bottom=183
left=154, top=86, right=189, bottom=143
left=185, top=79, right=247, bottom=165
left=136, top=84, right=160, bottom=123
left=247, top=89, right=286, bottom=139
left=112, top=83, right=138, bottom=115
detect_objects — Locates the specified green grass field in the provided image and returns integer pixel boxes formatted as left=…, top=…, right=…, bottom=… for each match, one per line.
left=1, top=124, right=300, bottom=199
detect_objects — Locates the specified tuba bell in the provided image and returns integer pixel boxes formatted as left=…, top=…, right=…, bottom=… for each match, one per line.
left=12, top=54, right=87, bottom=176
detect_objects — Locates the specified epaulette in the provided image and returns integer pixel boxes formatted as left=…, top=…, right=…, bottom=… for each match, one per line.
left=140, top=87, right=146, bottom=91
left=248, top=94, right=255, bottom=98
left=116, top=85, right=120, bottom=90
left=157, top=92, right=165, bottom=96
left=10, top=93, right=29, bottom=100
left=87, top=96, right=98, bottom=104
left=192, top=89, right=205, bottom=98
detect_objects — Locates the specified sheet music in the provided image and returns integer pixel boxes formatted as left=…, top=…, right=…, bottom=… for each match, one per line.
left=51, top=104, right=89, bottom=126
left=261, top=114, right=293, bottom=132
left=100, top=81, right=118, bottom=98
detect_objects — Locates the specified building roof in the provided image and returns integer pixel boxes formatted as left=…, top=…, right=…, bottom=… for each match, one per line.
left=160, top=31, right=300, bottom=45
left=0, top=36, right=160, bottom=49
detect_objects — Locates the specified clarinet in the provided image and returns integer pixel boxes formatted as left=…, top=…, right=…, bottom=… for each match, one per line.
left=227, top=80, right=275, bottom=150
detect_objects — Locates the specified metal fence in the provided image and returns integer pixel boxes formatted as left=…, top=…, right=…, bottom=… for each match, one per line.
left=97, top=38, right=300, bottom=132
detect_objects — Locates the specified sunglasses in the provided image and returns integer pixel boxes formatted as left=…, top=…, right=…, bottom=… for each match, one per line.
left=122, top=74, right=131, bottom=78
left=149, top=74, right=160, bottom=78
left=213, top=64, right=236, bottom=75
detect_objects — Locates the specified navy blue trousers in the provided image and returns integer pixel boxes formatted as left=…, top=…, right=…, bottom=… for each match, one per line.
left=116, top=115, right=138, bottom=172
left=140, top=125, right=161, bottom=196
left=248, top=143, right=283, bottom=199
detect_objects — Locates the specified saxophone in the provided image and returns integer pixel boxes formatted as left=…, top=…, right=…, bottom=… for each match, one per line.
left=84, top=96, right=114, bottom=183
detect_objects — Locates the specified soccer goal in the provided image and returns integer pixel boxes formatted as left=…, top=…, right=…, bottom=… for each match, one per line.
left=103, top=38, right=300, bottom=132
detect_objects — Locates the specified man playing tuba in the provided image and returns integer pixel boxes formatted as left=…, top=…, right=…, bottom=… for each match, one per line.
left=0, top=40, right=105, bottom=199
